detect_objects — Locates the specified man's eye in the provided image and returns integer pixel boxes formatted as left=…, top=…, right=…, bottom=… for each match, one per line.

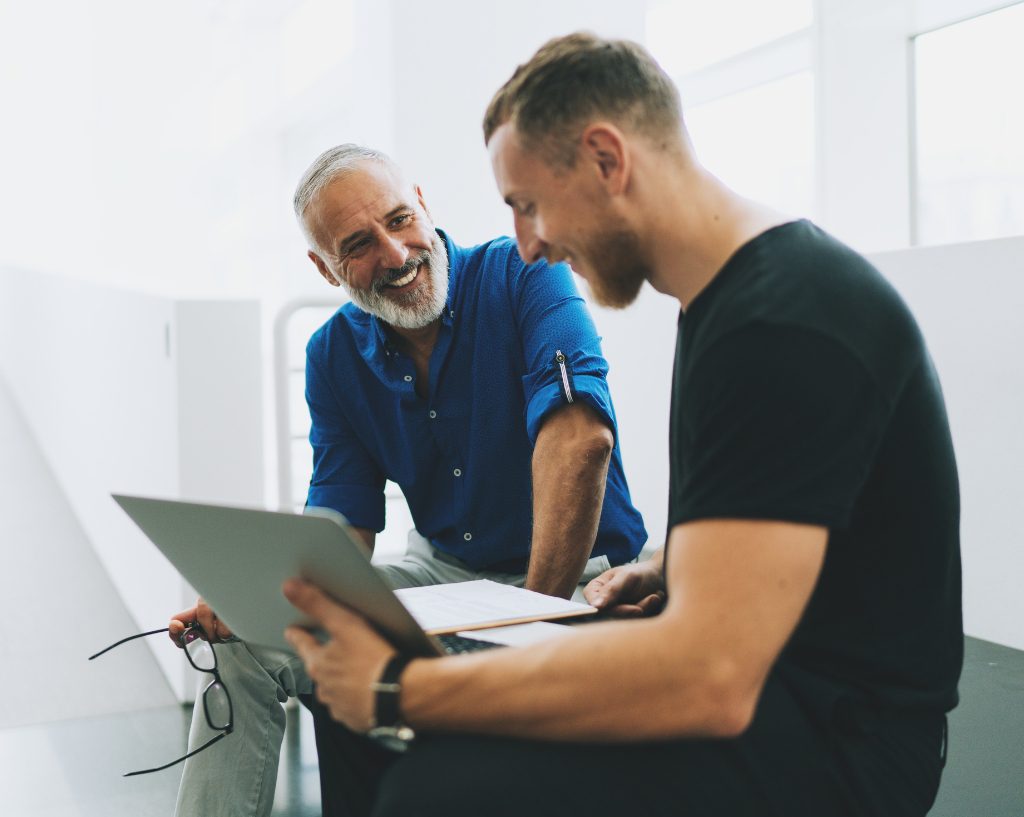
left=518, top=203, right=535, bottom=217
left=390, top=214, right=412, bottom=229
left=344, top=239, right=371, bottom=258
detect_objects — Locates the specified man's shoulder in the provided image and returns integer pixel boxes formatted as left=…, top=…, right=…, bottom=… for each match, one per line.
left=448, top=233, right=576, bottom=304
left=448, top=234, right=522, bottom=278
left=690, top=222, right=925, bottom=400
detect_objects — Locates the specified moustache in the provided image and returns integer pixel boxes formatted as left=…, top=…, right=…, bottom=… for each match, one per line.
left=372, top=250, right=431, bottom=294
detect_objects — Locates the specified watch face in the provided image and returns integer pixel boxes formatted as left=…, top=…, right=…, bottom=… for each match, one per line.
left=368, top=725, right=416, bottom=753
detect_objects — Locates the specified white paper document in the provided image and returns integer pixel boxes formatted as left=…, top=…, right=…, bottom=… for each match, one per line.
left=395, top=579, right=596, bottom=634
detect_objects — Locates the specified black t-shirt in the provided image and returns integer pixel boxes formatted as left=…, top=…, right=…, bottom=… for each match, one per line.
left=668, top=220, right=962, bottom=716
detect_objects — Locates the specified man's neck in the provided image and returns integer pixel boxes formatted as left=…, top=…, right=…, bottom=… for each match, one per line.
left=640, top=166, right=790, bottom=311
left=387, top=318, right=442, bottom=361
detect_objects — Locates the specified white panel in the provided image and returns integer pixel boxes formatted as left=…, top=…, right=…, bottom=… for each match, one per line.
left=816, top=0, right=916, bottom=252
left=870, top=237, right=1024, bottom=650
left=585, top=285, right=681, bottom=551
left=176, top=300, right=264, bottom=504
left=0, top=268, right=264, bottom=699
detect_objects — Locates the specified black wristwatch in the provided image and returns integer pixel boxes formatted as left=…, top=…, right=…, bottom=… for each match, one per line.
left=366, top=654, right=416, bottom=752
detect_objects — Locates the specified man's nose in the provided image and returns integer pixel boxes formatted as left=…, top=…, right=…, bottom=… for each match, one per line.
left=379, top=233, right=410, bottom=270
left=514, top=216, right=548, bottom=265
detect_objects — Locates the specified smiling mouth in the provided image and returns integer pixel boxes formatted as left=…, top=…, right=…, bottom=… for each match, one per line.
left=385, top=266, right=420, bottom=289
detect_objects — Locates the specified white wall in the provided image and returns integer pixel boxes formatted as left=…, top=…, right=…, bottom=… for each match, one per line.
left=871, top=237, right=1024, bottom=650
left=2, top=0, right=1020, bottom=654
left=0, top=268, right=264, bottom=698
left=386, top=0, right=646, bottom=247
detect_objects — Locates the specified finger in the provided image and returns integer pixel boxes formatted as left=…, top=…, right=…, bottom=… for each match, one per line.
left=212, top=618, right=235, bottom=640
left=168, top=618, right=189, bottom=647
left=586, top=570, right=630, bottom=609
left=583, top=579, right=606, bottom=607
left=634, top=593, right=665, bottom=616
left=195, top=601, right=219, bottom=641
left=170, top=606, right=198, bottom=626
left=284, top=625, right=322, bottom=666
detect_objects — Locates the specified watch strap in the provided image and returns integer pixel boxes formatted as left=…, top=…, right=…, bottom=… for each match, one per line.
left=371, top=653, right=415, bottom=729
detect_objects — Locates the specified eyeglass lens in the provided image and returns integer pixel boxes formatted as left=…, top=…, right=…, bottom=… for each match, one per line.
left=184, top=634, right=217, bottom=672
left=203, top=680, right=232, bottom=731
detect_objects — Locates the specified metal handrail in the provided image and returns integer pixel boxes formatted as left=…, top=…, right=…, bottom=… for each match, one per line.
left=272, top=298, right=344, bottom=511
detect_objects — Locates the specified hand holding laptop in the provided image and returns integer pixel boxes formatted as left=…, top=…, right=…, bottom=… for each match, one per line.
left=283, top=577, right=396, bottom=732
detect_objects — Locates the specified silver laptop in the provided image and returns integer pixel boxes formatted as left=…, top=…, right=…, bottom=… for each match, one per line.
left=112, top=494, right=450, bottom=657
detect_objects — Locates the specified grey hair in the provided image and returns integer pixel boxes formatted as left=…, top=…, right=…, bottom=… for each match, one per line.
left=293, top=143, right=393, bottom=247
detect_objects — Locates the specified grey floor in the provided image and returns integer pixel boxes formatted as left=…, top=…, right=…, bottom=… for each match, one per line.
left=929, top=636, right=1024, bottom=817
left=0, top=701, right=321, bottom=817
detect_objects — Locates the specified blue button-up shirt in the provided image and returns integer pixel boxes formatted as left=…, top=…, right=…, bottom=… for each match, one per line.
left=305, top=230, right=647, bottom=572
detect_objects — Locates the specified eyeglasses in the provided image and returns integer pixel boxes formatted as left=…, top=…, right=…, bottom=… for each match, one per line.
left=89, top=623, right=234, bottom=777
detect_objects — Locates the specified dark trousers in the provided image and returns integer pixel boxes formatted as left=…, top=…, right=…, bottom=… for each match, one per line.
left=302, top=670, right=946, bottom=817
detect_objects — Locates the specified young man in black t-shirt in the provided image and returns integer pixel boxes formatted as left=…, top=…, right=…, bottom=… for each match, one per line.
left=282, top=34, right=962, bottom=817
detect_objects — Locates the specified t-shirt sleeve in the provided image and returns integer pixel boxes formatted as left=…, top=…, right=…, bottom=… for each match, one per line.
left=670, top=322, right=889, bottom=530
left=304, top=351, right=387, bottom=531
left=510, top=254, right=617, bottom=445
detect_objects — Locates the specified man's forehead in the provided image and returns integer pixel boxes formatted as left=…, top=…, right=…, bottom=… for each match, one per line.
left=489, top=123, right=560, bottom=198
left=489, top=123, right=531, bottom=193
left=310, top=164, right=417, bottom=238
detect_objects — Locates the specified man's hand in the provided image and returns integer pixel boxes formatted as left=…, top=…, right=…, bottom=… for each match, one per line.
left=168, top=597, right=234, bottom=646
left=283, top=578, right=396, bottom=732
left=584, top=555, right=665, bottom=617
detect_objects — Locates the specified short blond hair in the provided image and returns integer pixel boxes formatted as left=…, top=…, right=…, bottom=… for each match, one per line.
left=484, top=32, right=683, bottom=166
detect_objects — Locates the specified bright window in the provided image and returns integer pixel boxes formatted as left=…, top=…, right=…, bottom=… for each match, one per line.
left=914, top=2, right=1024, bottom=244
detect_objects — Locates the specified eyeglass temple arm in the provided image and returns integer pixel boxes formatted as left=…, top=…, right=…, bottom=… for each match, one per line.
left=123, top=730, right=231, bottom=777
left=87, top=628, right=170, bottom=661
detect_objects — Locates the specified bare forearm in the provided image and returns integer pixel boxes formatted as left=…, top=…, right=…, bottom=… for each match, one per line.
left=526, top=404, right=613, bottom=598
left=401, top=612, right=743, bottom=741
left=400, top=521, right=824, bottom=743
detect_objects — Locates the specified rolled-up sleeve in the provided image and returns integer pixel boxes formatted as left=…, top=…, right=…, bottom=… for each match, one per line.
left=305, top=351, right=387, bottom=530
left=512, top=255, right=617, bottom=445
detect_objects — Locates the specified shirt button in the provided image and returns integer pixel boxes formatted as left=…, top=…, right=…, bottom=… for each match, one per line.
left=429, top=410, right=437, bottom=419
left=453, top=468, right=462, bottom=477
left=463, top=532, right=472, bottom=541
left=403, top=375, right=413, bottom=382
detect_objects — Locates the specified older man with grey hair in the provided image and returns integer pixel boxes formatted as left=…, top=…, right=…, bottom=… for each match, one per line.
left=166, top=143, right=647, bottom=817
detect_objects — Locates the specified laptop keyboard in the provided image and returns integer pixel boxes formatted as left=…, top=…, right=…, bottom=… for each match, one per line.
left=438, top=633, right=504, bottom=654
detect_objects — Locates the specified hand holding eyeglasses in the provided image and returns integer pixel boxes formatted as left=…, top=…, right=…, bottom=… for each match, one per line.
left=169, top=597, right=235, bottom=646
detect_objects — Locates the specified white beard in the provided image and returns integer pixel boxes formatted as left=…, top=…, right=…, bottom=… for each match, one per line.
left=344, top=235, right=449, bottom=330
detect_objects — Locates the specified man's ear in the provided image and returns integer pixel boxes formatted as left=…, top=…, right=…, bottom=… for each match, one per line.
left=308, top=251, right=341, bottom=287
left=415, top=184, right=432, bottom=220
left=580, top=124, right=630, bottom=195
